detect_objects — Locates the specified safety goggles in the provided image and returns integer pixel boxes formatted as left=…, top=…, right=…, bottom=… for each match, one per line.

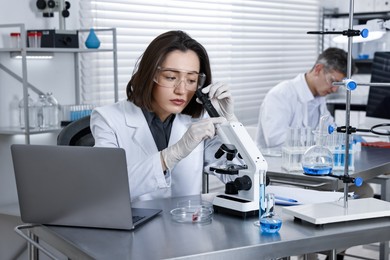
left=154, top=67, right=206, bottom=91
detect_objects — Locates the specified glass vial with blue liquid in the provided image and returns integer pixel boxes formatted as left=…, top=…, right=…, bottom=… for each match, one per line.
left=258, top=193, right=282, bottom=233
left=302, top=115, right=333, bottom=176
left=254, top=173, right=281, bottom=233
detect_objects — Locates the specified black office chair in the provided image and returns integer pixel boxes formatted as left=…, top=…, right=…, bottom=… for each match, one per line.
left=57, top=115, right=95, bottom=146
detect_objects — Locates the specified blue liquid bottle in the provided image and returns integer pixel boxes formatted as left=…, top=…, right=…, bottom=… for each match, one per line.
left=85, top=28, right=101, bottom=49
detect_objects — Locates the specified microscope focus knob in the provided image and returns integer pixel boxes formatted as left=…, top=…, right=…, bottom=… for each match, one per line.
left=225, top=182, right=238, bottom=195
left=234, top=175, right=252, bottom=191
left=62, top=9, right=70, bottom=17
left=36, top=0, right=47, bottom=10
left=47, top=0, right=56, bottom=8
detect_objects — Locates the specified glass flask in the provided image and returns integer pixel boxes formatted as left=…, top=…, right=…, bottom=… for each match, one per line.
left=36, top=94, right=50, bottom=129
left=258, top=193, right=282, bottom=234
left=301, top=115, right=333, bottom=176
left=46, top=92, right=59, bottom=127
left=18, top=94, right=37, bottom=129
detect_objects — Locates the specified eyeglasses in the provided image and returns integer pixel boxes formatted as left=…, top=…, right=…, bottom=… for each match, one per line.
left=324, top=73, right=341, bottom=88
left=154, top=67, right=206, bottom=92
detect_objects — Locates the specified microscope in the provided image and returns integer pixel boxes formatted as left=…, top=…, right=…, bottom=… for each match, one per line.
left=36, top=0, right=71, bottom=29
left=32, top=0, right=79, bottom=48
left=196, top=89, right=268, bottom=218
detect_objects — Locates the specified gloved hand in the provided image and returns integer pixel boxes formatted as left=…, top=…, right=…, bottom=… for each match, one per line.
left=161, top=117, right=226, bottom=170
left=197, top=82, right=237, bottom=122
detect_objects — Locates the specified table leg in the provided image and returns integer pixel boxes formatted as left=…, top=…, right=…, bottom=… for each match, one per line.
left=367, top=175, right=390, bottom=260
left=27, top=230, right=39, bottom=260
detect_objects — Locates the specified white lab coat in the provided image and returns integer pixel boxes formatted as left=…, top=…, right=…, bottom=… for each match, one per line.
left=256, top=73, right=334, bottom=149
left=91, top=100, right=226, bottom=201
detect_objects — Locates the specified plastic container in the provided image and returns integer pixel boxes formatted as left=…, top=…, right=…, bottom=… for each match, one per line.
left=28, top=31, right=42, bottom=48
left=10, top=32, right=21, bottom=48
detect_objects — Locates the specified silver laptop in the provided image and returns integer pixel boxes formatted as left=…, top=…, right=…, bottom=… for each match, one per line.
left=11, top=144, right=161, bottom=230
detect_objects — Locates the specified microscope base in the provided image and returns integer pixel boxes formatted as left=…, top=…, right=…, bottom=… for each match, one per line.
left=213, top=194, right=258, bottom=218
left=283, top=198, right=390, bottom=225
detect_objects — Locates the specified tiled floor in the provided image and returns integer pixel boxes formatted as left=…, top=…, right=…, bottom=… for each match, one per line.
left=343, top=244, right=385, bottom=260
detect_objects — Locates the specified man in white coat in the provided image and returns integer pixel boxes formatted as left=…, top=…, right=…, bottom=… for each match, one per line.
left=256, top=48, right=371, bottom=260
left=256, top=47, right=352, bottom=150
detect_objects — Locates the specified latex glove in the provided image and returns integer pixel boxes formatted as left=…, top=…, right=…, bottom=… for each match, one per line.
left=161, top=117, right=226, bottom=170
left=198, top=82, right=237, bottom=122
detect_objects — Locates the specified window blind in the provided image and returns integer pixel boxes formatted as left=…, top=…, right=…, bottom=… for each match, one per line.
left=79, top=0, right=320, bottom=125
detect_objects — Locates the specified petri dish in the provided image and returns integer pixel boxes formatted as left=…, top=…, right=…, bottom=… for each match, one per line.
left=170, top=200, right=213, bottom=223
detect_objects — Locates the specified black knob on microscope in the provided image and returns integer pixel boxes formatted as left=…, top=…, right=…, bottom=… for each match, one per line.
left=234, top=175, right=252, bottom=191
left=225, top=182, right=238, bottom=195
left=62, top=1, right=71, bottom=17
left=62, top=9, right=70, bottom=17
left=36, top=0, right=47, bottom=10
left=47, top=0, right=56, bottom=8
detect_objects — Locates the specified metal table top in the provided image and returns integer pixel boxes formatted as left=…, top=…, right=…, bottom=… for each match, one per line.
left=23, top=193, right=390, bottom=260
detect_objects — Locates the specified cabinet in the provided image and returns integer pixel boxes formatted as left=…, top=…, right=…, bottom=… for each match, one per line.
left=0, top=24, right=118, bottom=143
left=321, top=10, right=390, bottom=74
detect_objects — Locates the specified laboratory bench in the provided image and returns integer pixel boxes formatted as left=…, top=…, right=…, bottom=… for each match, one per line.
left=11, top=146, right=390, bottom=259
left=14, top=193, right=390, bottom=260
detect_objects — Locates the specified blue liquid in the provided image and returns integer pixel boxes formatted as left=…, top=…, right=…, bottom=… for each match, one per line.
left=260, top=218, right=282, bottom=233
left=259, top=183, right=266, bottom=218
left=303, top=166, right=332, bottom=176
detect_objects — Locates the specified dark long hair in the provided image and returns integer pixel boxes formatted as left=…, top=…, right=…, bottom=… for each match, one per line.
left=127, top=30, right=212, bottom=118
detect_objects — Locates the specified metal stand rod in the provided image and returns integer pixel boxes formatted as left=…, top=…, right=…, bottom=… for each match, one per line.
left=333, top=82, right=390, bottom=87
left=342, top=0, right=356, bottom=209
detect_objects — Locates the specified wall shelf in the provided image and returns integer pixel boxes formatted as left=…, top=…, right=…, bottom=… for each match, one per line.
left=0, top=24, right=118, bottom=143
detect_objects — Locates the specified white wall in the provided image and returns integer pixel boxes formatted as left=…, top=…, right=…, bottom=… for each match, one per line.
left=0, top=0, right=80, bottom=206
left=321, top=0, right=390, bottom=13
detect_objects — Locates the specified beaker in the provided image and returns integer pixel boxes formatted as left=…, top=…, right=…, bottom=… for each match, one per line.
left=302, top=115, right=333, bottom=175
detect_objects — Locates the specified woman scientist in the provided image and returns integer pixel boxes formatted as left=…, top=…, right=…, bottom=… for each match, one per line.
left=91, top=30, right=235, bottom=201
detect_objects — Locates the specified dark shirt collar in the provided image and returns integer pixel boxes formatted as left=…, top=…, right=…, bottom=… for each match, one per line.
left=142, top=109, right=175, bottom=151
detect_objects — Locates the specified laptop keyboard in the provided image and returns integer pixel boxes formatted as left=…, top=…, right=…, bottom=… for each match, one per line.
left=132, top=215, right=145, bottom=223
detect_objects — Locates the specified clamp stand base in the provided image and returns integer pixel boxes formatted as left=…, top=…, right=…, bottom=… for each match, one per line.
left=283, top=198, right=390, bottom=225
left=213, top=194, right=258, bottom=218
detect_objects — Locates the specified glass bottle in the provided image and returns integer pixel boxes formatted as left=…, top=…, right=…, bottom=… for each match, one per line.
left=301, top=115, right=333, bottom=176
left=36, top=94, right=50, bottom=129
left=18, top=94, right=37, bottom=129
left=259, top=193, right=282, bottom=234
left=46, top=92, right=59, bottom=127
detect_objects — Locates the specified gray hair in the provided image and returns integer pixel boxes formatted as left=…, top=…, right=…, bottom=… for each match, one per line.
left=314, top=47, right=357, bottom=75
